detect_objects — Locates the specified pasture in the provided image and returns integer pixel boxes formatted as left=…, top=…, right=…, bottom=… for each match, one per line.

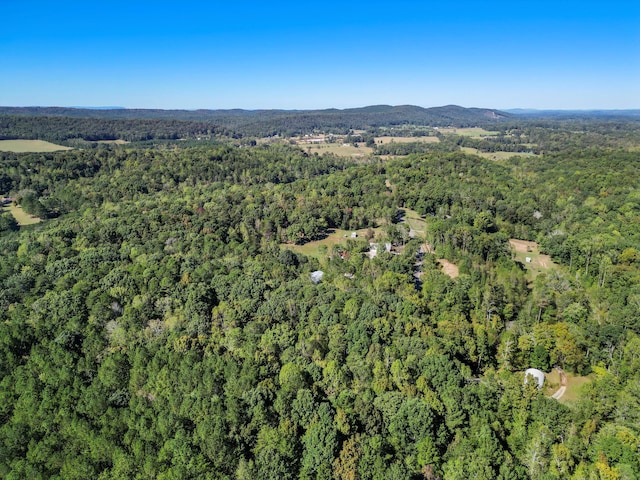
left=96, top=139, right=129, bottom=145
left=0, top=139, right=73, bottom=152
left=302, top=143, right=374, bottom=157
left=374, top=136, right=440, bottom=144
left=438, top=127, right=499, bottom=137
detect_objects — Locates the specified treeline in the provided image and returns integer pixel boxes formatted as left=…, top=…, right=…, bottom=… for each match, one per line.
left=0, top=136, right=639, bottom=479
left=0, top=115, right=232, bottom=144
left=374, top=141, right=456, bottom=156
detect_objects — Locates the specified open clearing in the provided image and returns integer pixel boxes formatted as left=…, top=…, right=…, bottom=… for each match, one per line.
left=95, top=139, right=129, bottom=145
left=438, top=259, right=459, bottom=278
left=461, top=147, right=537, bottom=161
left=2, top=204, right=41, bottom=226
left=438, top=127, right=499, bottom=137
left=303, top=143, right=373, bottom=157
left=0, top=139, right=73, bottom=152
left=510, top=239, right=557, bottom=279
left=374, top=136, right=440, bottom=144
left=544, top=369, right=591, bottom=403
left=282, top=208, right=459, bottom=279
left=398, top=208, right=427, bottom=234
left=281, top=227, right=383, bottom=259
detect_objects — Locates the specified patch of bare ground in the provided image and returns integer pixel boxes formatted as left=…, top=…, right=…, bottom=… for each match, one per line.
left=438, top=259, right=459, bottom=278
left=510, top=239, right=536, bottom=253
left=375, top=136, right=440, bottom=144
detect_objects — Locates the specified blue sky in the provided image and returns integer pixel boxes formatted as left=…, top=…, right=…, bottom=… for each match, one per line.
left=1, top=0, right=638, bottom=110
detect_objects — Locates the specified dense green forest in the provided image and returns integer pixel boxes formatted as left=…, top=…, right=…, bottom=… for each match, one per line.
left=0, top=116, right=232, bottom=144
left=1, top=113, right=640, bottom=479
left=0, top=105, right=509, bottom=138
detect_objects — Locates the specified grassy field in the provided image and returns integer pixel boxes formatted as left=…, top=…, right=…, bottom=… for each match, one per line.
left=374, top=136, right=440, bottom=144
left=510, top=239, right=557, bottom=279
left=439, top=127, right=499, bottom=137
left=0, top=139, right=73, bottom=152
left=545, top=369, right=591, bottom=403
left=398, top=208, right=427, bottom=233
left=95, top=139, right=129, bottom=145
left=2, top=204, right=41, bottom=226
left=461, top=147, right=537, bottom=161
left=282, top=227, right=383, bottom=259
left=302, top=143, right=374, bottom=157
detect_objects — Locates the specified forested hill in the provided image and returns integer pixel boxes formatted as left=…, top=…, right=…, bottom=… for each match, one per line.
left=0, top=115, right=233, bottom=144
left=0, top=105, right=510, bottom=136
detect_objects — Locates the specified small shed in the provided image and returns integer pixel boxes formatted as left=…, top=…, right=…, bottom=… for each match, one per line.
left=524, top=368, right=545, bottom=389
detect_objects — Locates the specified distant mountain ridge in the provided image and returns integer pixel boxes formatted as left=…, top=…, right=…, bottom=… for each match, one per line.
left=0, top=105, right=510, bottom=133
left=506, top=108, right=640, bottom=118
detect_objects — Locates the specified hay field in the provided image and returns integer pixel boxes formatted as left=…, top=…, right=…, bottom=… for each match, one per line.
left=303, top=143, right=374, bottom=157
left=96, top=139, right=129, bottom=145
left=374, top=136, right=440, bottom=144
left=438, top=127, right=499, bottom=137
left=0, top=140, right=73, bottom=152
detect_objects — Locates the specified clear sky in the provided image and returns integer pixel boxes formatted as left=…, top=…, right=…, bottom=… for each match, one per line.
left=1, top=0, right=638, bottom=110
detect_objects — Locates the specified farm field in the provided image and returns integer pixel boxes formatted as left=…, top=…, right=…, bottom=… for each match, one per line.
left=0, top=139, right=73, bottom=152
left=303, top=143, right=374, bottom=157
left=2, top=204, right=41, bottom=225
left=95, top=139, right=129, bottom=144
left=374, top=136, right=440, bottom=144
left=438, top=127, right=499, bottom=137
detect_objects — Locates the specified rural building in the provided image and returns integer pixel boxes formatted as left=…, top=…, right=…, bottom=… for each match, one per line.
left=310, top=270, right=324, bottom=284
left=524, top=368, right=545, bottom=389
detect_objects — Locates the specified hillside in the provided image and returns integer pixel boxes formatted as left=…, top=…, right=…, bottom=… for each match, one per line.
left=0, top=104, right=510, bottom=137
